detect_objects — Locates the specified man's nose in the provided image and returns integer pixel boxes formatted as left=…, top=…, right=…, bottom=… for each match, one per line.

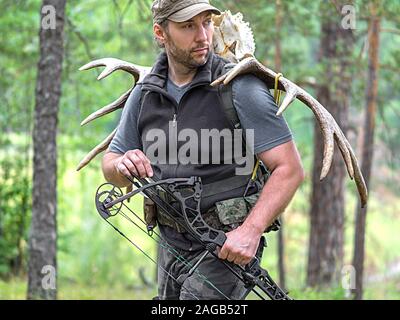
left=195, top=25, right=208, bottom=43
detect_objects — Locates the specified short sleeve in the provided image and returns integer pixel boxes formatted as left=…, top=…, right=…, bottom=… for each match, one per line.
left=231, top=74, right=293, bottom=154
left=108, top=85, right=143, bottom=154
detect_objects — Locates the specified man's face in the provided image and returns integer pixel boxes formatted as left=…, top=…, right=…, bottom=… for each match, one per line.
left=159, top=11, right=214, bottom=69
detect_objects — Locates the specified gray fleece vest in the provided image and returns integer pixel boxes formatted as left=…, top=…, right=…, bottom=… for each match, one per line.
left=138, top=52, right=258, bottom=212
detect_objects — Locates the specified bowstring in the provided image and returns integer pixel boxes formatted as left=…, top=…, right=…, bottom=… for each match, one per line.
left=103, top=212, right=200, bottom=300
left=107, top=201, right=231, bottom=300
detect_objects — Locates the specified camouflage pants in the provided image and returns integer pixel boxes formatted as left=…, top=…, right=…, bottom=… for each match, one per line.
left=157, top=240, right=263, bottom=300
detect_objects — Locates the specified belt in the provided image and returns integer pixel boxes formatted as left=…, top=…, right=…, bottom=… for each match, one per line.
left=155, top=169, right=268, bottom=233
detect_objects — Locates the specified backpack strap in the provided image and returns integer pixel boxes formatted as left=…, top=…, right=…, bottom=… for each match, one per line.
left=217, top=64, right=250, bottom=161
left=217, top=64, right=271, bottom=196
left=217, top=63, right=242, bottom=131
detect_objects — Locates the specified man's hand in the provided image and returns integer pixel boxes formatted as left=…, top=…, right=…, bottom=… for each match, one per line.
left=102, top=150, right=154, bottom=187
left=217, top=141, right=304, bottom=266
left=115, top=149, right=154, bottom=179
left=218, top=224, right=262, bottom=266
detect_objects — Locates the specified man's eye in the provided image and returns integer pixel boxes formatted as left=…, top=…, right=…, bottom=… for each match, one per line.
left=183, top=24, right=193, bottom=29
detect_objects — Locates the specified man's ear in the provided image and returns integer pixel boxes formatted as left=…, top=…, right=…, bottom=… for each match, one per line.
left=154, top=23, right=167, bottom=46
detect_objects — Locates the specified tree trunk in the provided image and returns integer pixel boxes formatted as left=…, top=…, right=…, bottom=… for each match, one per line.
left=352, top=6, right=380, bottom=300
left=307, top=1, right=355, bottom=288
left=27, top=0, right=66, bottom=300
left=274, top=0, right=286, bottom=291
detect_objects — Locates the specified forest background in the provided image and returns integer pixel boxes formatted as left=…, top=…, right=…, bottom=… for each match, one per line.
left=0, top=0, right=399, bottom=300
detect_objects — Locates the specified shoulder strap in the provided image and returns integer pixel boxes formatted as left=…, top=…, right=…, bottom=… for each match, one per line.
left=217, top=63, right=269, bottom=191
left=218, top=83, right=242, bottom=130
left=137, top=83, right=149, bottom=119
left=217, top=63, right=241, bottom=130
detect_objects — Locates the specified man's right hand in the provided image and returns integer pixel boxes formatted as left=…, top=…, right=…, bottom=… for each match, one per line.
left=102, top=150, right=154, bottom=187
left=115, top=149, right=154, bottom=179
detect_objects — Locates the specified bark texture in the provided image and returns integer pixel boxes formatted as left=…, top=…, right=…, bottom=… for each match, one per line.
left=28, top=0, right=66, bottom=300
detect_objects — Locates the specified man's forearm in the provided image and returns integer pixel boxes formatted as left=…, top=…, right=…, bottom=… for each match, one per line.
left=243, top=165, right=304, bottom=235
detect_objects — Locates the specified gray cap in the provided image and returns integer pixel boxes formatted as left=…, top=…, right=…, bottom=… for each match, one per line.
left=152, top=0, right=221, bottom=24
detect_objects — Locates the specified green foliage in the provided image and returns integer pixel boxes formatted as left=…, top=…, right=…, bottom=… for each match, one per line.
left=57, top=140, right=158, bottom=287
left=0, top=136, right=31, bottom=279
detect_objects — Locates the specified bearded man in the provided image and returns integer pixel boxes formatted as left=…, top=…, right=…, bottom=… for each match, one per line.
left=101, top=0, right=304, bottom=300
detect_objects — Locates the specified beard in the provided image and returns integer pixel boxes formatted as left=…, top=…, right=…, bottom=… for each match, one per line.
left=165, top=35, right=211, bottom=70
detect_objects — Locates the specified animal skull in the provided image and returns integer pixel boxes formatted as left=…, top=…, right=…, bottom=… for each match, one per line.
left=212, top=10, right=256, bottom=63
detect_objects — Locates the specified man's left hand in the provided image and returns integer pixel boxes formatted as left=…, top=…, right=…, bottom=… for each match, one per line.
left=218, top=224, right=262, bottom=266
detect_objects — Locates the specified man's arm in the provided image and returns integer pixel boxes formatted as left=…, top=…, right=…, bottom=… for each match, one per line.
left=218, top=140, right=305, bottom=265
left=102, top=149, right=154, bottom=188
left=101, top=83, right=153, bottom=187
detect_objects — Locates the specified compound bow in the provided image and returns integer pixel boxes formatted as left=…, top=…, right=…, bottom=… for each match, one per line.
left=95, top=174, right=292, bottom=300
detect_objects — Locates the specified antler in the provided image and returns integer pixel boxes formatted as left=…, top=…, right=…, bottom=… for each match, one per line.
left=77, top=58, right=151, bottom=171
left=76, top=128, right=117, bottom=171
left=211, top=57, right=368, bottom=207
left=79, top=58, right=148, bottom=82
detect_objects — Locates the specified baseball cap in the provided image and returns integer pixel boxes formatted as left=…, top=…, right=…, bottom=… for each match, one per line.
left=152, top=0, right=221, bottom=24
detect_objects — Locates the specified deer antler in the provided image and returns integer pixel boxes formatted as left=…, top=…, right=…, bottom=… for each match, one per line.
left=79, top=58, right=148, bottom=82
left=80, top=88, right=133, bottom=126
left=211, top=56, right=368, bottom=207
left=77, top=58, right=151, bottom=171
left=76, top=128, right=117, bottom=171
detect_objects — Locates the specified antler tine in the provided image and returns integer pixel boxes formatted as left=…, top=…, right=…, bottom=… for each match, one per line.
left=333, top=127, right=354, bottom=179
left=79, top=58, right=151, bottom=125
left=76, top=128, right=117, bottom=171
left=295, top=85, right=356, bottom=181
left=81, top=88, right=133, bottom=126
left=349, top=146, right=368, bottom=207
left=212, top=57, right=368, bottom=207
left=79, top=58, right=149, bottom=83
left=277, top=88, right=297, bottom=116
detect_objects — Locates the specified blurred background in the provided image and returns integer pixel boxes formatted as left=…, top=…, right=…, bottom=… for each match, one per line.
left=0, top=0, right=399, bottom=300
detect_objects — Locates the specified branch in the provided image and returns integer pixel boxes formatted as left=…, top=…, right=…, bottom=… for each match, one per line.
left=292, top=77, right=321, bottom=90
left=329, top=0, right=342, bottom=16
left=112, top=0, right=134, bottom=38
left=379, top=64, right=400, bottom=73
left=121, top=0, right=134, bottom=20
left=380, top=28, right=400, bottom=35
left=66, top=17, right=95, bottom=62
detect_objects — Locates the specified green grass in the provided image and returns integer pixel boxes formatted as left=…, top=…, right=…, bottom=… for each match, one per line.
left=0, top=277, right=157, bottom=300
left=2, top=275, right=398, bottom=300
left=0, top=278, right=27, bottom=300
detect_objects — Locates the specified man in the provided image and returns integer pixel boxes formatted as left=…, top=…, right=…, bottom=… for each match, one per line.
left=102, top=0, right=304, bottom=300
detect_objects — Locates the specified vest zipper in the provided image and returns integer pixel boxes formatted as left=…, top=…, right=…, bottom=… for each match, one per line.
left=172, top=113, right=177, bottom=127
left=145, top=82, right=209, bottom=128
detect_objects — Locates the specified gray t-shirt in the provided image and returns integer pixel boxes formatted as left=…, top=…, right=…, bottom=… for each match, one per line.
left=166, top=77, right=191, bottom=104
left=109, top=74, right=292, bottom=250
